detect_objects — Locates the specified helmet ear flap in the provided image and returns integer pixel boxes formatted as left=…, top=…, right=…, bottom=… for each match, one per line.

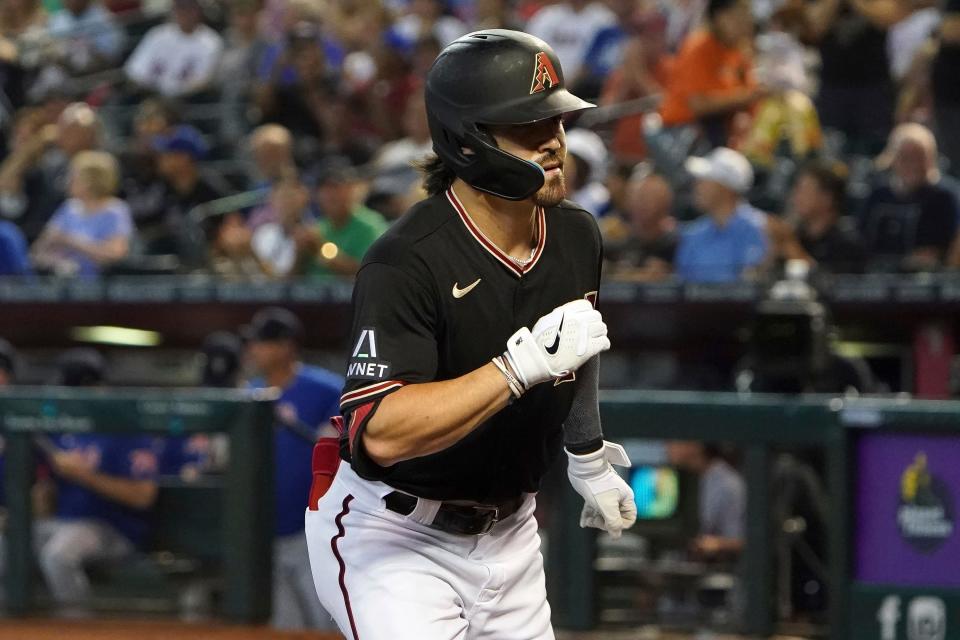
left=460, top=128, right=546, bottom=201
left=426, top=94, right=547, bottom=200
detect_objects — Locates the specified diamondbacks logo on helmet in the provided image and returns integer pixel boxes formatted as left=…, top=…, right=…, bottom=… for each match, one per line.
left=530, top=51, right=560, bottom=94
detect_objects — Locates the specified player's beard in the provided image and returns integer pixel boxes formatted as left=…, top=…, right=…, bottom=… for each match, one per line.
left=533, top=168, right=566, bottom=208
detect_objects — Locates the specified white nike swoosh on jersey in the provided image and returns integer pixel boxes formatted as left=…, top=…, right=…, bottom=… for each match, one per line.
left=452, top=278, right=481, bottom=299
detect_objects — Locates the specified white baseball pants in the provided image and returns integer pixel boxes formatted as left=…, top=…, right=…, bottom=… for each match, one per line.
left=304, top=463, right=555, bottom=640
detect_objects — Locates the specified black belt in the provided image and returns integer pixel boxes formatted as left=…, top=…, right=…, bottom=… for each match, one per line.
left=384, top=492, right=525, bottom=536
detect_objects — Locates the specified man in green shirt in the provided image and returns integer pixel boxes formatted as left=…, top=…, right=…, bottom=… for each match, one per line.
left=306, top=159, right=389, bottom=277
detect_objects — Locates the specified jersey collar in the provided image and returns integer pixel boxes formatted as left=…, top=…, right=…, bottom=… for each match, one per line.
left=445, top=187, right=546, bottom=278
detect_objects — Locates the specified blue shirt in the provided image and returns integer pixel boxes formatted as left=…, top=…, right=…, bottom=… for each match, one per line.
left=256, top=40, right=345, bottom=85
left=675, top=204, right=769, bottom=283
left=45, top=198, right=133, bottom=277
left=48, top=5, right=124, bottom=63
left=154, top=434, right=211, bottom=477
left=53, top=434, right=159, bottom=546
left=582, top=25, right=627, bottom=79
left=0, top=221, right=30, bottom=275
left=249, top=365, right=343, bottom=537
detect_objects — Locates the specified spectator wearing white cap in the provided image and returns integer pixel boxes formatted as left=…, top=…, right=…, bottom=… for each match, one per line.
left=675, top=147, right=769, bottom=282
left=564, top=128, right=610, bottom=217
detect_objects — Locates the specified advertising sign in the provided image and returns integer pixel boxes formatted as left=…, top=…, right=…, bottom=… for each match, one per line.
left=855, top=433, right=960, bottom=587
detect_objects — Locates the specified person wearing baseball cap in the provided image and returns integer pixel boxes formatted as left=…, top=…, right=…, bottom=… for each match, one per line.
left=305, top=157, right=389, bottom=278
left=21, top=348, right=160, bottom=613
left=675, top=147, right=770, bottom=282
left=242, top=307, right=341, bottom=631
left=145, top=124, right=228, bottom=255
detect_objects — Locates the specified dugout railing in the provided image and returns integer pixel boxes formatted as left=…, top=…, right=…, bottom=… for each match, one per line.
left=0, top=387, right=277, bottom=623
left=549, top=391, right=960, bottom=639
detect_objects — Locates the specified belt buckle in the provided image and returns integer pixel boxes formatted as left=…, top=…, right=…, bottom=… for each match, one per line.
left=475, top=505, right=499, bottom=535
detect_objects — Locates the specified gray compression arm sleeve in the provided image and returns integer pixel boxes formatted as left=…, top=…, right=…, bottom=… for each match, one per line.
left=563, top=355, right=604, bottom=454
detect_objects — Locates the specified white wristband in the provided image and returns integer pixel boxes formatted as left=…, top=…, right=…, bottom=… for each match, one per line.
left=492, top=355, right=524, bottom=399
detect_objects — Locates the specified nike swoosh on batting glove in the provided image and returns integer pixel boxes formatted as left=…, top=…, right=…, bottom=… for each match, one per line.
left=504, top=299, right=609, bottom=390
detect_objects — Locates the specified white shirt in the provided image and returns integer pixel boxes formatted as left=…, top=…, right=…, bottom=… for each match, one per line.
left=125, top=22, right=224, bottom=97
left=251, top=223, right=296, bottom=277
left=888, top=8, right=941, bottom=81
left=525, top=2, right=616, bottom=77
left=374, top=138, right=434, bottom=170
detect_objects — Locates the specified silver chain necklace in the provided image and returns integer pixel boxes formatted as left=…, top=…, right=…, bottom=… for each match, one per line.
left=509, top=247, right=536, bottom=267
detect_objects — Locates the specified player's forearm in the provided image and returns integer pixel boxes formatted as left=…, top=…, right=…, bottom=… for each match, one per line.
left=563, top=355, right=603, bottom=454
left=362, top=362, right=512, bottom=466
left=72, top=471, right=158, bottom=511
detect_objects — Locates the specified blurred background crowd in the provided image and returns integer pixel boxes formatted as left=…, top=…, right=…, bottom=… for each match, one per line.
left=0, top=0, right=959, bottom=636
left=0, top=0, right=958, bottom=282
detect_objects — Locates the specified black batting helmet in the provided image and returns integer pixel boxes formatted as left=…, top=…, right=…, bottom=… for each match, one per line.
left=425, top=30, right=595, bottom=201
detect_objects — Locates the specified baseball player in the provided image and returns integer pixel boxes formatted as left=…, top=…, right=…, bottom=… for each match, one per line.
left=0, top=349, right=160, bottom=611
left=243, top=308, right=343, bottom=631
left=305, top=30, right=637, bottom=639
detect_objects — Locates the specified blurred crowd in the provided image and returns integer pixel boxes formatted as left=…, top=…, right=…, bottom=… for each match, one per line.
left=0, top=0, right=957, bottom=282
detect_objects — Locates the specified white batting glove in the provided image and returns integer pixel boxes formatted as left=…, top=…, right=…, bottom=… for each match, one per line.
left=567, top=441, right=637, bottom=538
left=504, top=299, right=610, bottom=390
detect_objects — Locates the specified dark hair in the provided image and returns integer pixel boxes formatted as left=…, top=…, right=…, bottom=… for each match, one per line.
left=798, top=158, right=848, bottom=213
left=416, top=154, right=456, bottom=197
left=707, top=0, right=740, bottom=19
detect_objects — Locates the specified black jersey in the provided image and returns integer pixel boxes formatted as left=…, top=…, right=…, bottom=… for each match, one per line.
left=338, top=187, right=602, bottom=502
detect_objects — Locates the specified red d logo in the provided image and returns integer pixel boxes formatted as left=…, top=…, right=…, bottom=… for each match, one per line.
left=530, top=51, right=560, bottom=94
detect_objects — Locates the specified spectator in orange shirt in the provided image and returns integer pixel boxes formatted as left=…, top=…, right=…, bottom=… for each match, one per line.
left=658, top=0, right=764, bottom=148
left=600, top=9, right=672, bottom=165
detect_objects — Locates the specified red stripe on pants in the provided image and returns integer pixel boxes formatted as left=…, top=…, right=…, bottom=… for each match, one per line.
left=331, top=495, right=360, bottom=640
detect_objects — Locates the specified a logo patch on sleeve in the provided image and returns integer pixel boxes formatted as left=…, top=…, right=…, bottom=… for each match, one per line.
left=347, top=327, right=391, bottom=380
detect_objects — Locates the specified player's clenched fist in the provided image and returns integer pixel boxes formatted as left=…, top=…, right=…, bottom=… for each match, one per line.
left=503, top=299, right=610, bottom=391
left=567, top=441, right=637, bottom=538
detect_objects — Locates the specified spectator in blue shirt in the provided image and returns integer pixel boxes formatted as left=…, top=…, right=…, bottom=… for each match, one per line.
left=2, top=349, right=159, bottom=611
left=31, top=151, right=132, bottom=277
left=243, top=307, right=341, bottom=631
left=0, top=220, right=30, bottom=275
left=675, top=147, right=769, bottom=282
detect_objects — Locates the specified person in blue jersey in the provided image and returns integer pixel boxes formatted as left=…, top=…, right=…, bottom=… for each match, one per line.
left=155, top=331, right=242, bottom=479
left=5, top=349, right=159, bottom=612
left=243, top=307, right=342, bottom=631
